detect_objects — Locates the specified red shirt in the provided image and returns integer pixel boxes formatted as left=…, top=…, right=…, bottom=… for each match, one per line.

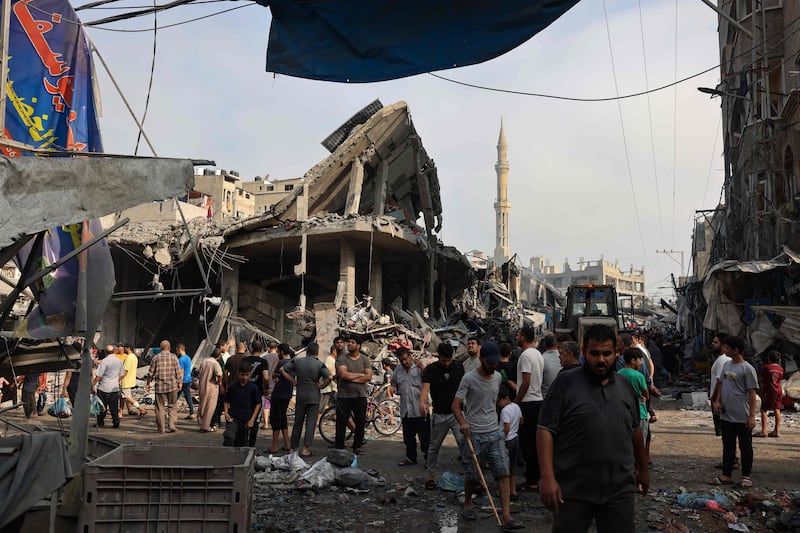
left=760, top=363, right=784, bottom=397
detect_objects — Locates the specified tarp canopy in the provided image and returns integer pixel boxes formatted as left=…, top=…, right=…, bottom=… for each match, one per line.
left=262, top=0, right=580, bottom=83
left=702, top=246, right=800, bottom=337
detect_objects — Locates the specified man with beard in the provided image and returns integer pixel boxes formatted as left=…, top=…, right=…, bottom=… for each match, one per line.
left=537, top=324, right=648, bottom=533
left=709, top=334, right=730, bottom=438
left=335, top=336, right=372, bottom=453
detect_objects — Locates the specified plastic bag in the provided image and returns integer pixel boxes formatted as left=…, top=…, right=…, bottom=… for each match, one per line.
left=89, top=394, right=105, bottom=416
left=270, top=451, right=308, bottom=471
left=299, top=458, right=337, bottom=489
left=437, top=471, right=465, bottom=492
left=47, top=397, right=73, bottom=418
left=336, top=467, right=370, bottom=487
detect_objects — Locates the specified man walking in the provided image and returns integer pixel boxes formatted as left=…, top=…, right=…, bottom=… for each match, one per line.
left=282, top=342, right=332, bottom=456
left=222, top=360, right=262, bottom=447
left=453, top=341, right=523, bottom=530
left=711, top=335, right=758, bottom=487
left=537, top=324, right=649, bottom=533
left=514, top=325, right=544, bottom=492
left=540, top=333, right=562, bottom=397
left=176, top=343, right=196, bottom=420
left=197, top=347, right=223, bottom=432
left=145, top=340, right=182, bottom=433
left=119, top=344, right=145, bottom=419
left=335, top=336, right=372, bottom=453
left=392, top=347, right=430, bottom=467
left=92, top=350, right=126, bottom=428
left=420, top=342, right=465, bottom=489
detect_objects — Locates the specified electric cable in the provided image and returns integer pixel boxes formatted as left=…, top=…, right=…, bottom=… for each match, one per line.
left=84, top=0, right=197, bottom=26
left=134, top=0, right=158, bottom=155
left=637, top=0, right=664, bottom=246
left=428, top=11, right=800, bottom=103
left=671, top=0, right=679, bottom=248
left=701, top=115, right=722, bottom=208
left=87, top=3, right=253, bottom=31
left=602, top=0, right=648, bottom=258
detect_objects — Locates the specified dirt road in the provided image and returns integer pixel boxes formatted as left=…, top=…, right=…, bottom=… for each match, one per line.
left=3, top=391, right=799, bottom=532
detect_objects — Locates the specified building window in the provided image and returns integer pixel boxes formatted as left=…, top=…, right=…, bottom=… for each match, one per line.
left=266, top=185, right=274, bottom=191
left=284, top=184, right=294, bottom=191
left=785, top=145, right=797, bottom=201
left=258, top=186, right=262, bottom=191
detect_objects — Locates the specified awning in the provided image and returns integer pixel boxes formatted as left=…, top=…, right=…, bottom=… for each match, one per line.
left=262, top=0, right=580, bottom=83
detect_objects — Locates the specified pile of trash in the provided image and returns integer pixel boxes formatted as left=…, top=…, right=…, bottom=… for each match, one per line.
left=254, top=448, right=384, bottom=491
left=645, top=487, right=800, bottom=532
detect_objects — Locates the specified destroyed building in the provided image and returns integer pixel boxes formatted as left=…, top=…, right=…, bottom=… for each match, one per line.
left=101, top=101, right=474, bottom=349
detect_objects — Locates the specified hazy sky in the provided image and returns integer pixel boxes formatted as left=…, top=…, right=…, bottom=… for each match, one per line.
left=85, top=0, right=724, bottom=300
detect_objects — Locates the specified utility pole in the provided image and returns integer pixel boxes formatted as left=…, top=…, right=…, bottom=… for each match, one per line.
left=656, top=249, right=684, bottom=283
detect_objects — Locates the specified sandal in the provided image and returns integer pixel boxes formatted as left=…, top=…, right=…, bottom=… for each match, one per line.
left=768, top=432, right=779, bottom=438
left=709, top=476, right=734, bottom=485
left=752, top=431, right=767, bottom=438
left=500, top=518, right=525, bottom=530
left=741, top=477, right=753, bottom=488
left=461, top=508, right=479, bottom=521
left=398, top=458, right=418, bottom=467
left=424, top=479, right=437, bottom=490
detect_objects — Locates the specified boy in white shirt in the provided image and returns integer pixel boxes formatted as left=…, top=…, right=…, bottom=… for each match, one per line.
left=498, top=385, right=522, bottom=500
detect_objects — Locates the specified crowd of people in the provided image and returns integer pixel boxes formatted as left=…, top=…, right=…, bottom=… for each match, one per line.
left=0, top=321, right=789, bottom=533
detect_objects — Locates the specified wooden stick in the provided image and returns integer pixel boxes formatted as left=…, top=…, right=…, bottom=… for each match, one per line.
left=465, top=434, right=502, bottom=526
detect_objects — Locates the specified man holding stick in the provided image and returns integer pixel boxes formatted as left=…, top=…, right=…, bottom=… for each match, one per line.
left=453, top=341, right=524, bottom=530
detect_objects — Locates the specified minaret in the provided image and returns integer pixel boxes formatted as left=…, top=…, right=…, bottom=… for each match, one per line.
left=494, top=120, right=510, bottom=264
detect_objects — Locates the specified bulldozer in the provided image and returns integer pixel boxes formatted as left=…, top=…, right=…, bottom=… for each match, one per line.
left=556, top=284, right=622, bottom=347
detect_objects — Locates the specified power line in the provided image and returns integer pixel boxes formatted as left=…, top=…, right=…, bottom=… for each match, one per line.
left=602, top=0, right=648, bottom=258
left=429, top=11, right=800, bottom=103
left=671, top=0, right=678, bottom=248
left=134, top=0, right=158, bottom=156
left=84, top=0, right=197, bottom=26
left=637, top=0, right=664, bottom=247
left=87, top=3, right=253, bottom=31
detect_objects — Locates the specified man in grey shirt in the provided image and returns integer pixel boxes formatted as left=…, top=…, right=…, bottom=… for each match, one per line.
left=335, top=336, right=372, bottom=453
left=540, top=333, right=562, bottom=397
left=282, top=342, right=332, bottom=457
left=92, top=351, right=126, bottom=428
left=453, top=341, right=523, bottom=530
left=391, top=347, right=429, bottom=466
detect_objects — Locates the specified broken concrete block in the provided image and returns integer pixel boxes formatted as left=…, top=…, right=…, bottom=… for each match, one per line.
left=682, top=392, right=708, bottom=409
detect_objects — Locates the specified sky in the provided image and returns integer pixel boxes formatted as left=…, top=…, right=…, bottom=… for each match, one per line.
left=84, top=0, right=725, bottom=301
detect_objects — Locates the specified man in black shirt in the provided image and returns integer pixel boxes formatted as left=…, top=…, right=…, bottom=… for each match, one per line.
left=537, top=325, right=648, bottom=533
left=241, top=340, right=270, bottom=446
left=222, top=361, right=261, bottom=447
left=419, top=342, right=465, bottom=489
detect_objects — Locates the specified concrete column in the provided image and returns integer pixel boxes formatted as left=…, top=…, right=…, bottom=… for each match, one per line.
left=340, top=241, right=356, bottom=308
left=369, top=248, right=383, bottom=313
left=221, top=262, right=240, bottom=317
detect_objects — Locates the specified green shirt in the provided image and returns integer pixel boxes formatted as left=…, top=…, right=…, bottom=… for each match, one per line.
left=618, top=368, right=648, bottom=421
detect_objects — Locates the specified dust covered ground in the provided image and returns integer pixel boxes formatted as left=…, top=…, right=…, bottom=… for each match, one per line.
left=3, top=390, right=800, bottom=532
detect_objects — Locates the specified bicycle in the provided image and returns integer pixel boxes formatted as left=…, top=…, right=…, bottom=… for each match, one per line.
left=318, top=396, right=401, bottom=444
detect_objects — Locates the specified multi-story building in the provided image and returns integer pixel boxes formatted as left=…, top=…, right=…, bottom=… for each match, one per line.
left=530, top=256, right=646, bottom=308
left=192, top=169, right=256, bottom=222
left=240, top=176, right=305, bottom=216
left=710, top=0, right=800, bottom=263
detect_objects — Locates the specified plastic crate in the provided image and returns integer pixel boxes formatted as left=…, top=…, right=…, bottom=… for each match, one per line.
left=78, top=445, right=254, bottom=533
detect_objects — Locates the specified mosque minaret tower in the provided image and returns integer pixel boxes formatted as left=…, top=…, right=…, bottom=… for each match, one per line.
left=493, top=120, right=510, bottom=264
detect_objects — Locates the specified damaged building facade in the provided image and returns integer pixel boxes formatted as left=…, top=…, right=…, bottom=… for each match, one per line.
left=101, top=101, right=474, bottom=350
left=681, top=2, right=800, bottom=362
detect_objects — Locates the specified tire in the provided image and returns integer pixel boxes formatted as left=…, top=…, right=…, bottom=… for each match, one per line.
left=373, top=399, right=401, bottom=436
left=318, top=406, right=337, bottom=444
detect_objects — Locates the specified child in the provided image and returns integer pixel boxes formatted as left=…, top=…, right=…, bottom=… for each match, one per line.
left=618, top=349, right=650, bottom=449
left=755, top=351, right=784, bottom=438
left=498, top=385, right=522, bottom=499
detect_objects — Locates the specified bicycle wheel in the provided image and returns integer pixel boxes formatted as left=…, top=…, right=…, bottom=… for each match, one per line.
left=373, top=399, right=402, bottom=436
left=318, top=406, right=337, bottom=444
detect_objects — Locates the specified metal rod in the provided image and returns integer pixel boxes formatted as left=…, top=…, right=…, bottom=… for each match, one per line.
left=0, top=232, right=44, bottom=326
left=176, top=200, right=211, bottom=293
left=110, top=288, right=207, bottom=301
left=696, top=0, right=754, bottom=39
left=20, top=217, right=130, bottom=289
left=89, top=38, right=158, bottom=156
